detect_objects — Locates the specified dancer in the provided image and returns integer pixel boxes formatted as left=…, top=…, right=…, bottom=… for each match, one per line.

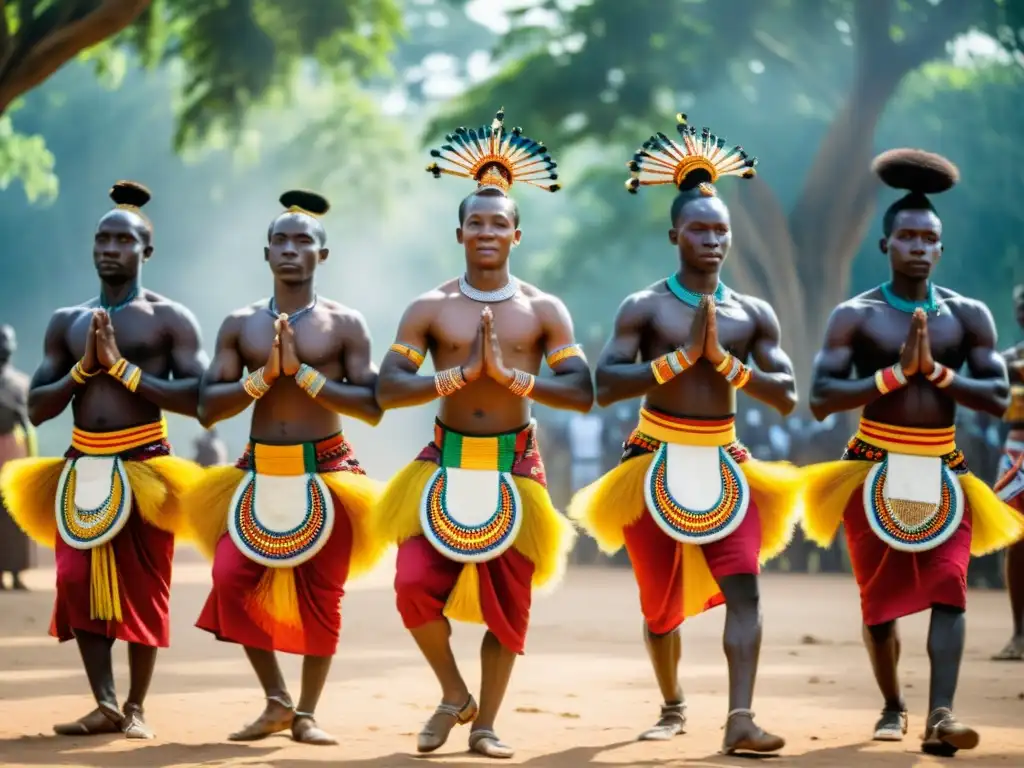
left=992, top=284, right=1024, bottom=660
left=190, top=191, right=385, bottom=746
left=0, top=182, right=206, bottom=738
left=0, top=325, right=36, bottom=589
left=802, top=150, right=1024, bottom=755
left=568, top=114, right=801, bottom=755
left=374, top=108, right=589, bottom=759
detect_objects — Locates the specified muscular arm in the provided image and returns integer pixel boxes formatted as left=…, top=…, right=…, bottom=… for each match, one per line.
left=527, top=296, right=593, bottom=412
left=375, top=299, right=443, bottom=411
left=131, top=305, right=208, bottom=417
left=940, top=302, right=1010, bottom=417
left=740, top=300, right=797, bottom=416
left=594, top=295, right=659, bottom=407
left=809, top=305, right=883, bottom=421
left=197, top=315, right=252, bottom=428
left=27, top=311, right=79, bottom=426
left=307, top=312, right=382, bottom=425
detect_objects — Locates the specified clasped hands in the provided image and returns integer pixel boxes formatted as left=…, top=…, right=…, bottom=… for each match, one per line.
left=898, top=308, right=938, bottom=378
left=79, top=310, right=125, bottom=373
left=262, top=314, right=303, bottom=385
left=681, top=296, right=730, bottom=369
left=460, top=307, right=514, bottom=387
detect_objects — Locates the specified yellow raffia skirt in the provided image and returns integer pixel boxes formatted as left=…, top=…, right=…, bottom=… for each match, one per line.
left=800, top=418, right=1024, bottom=555
left=569, top=408, right=802, bottom=622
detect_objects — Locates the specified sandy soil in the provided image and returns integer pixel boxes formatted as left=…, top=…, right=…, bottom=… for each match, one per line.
left=1, top=558, right=1022, bottom=767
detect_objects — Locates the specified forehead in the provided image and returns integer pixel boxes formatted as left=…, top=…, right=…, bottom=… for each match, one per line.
left=679, top=196, right=730, bottom=225
left=96, top=209, right=145, bottom=236
left=462, top=193, right=516, bottom=221
left=892, top=209, right=941, bottom=233
left=271, top=213, right=319, bottom=238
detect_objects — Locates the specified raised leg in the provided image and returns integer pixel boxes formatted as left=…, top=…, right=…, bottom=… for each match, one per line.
left=922, top=604, right=978, bottom=756
left=468, top=631, right=516, bottom=758
left=411, top=619, right=476, bottom=753
left=718, top=574, right=784, bottom=755
left=121, top=643, right=158, bottom=739
left=863, top=619, right=908, bottom=740
left=228, top=646, right=294, bottom=741
left=993, top=540, right=1024, bottom=660
left=637, top=623, right=686, bottom=741
left=53, top=630, right=122, bottom=736
left=291, top=655, right=337, bottom=745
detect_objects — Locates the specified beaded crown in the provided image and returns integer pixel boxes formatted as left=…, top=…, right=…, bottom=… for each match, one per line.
left=426, top=107, right=560, bottom=193
left=625, top=114, right=757, bottom=196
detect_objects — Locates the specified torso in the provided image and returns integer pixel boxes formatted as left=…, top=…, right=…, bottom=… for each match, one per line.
left=850, top=286, right=968, bottom=429
left=0, top=369, right=28, bottom=434
left=636, top=282, right=761, bottom=419
left=238, top=298, right=352, bottom=443
left=429, top=279, right=548, bottom=435
left=65, top=291, right=181, bottom=431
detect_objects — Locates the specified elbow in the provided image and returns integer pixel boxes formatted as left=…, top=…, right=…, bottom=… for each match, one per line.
left=983, top=394, right=1011, bottom=419
left=196, top=401, right=219, bottom=430
left=570, top=386, right=595, bottom=413
left=778, top=391, right=798, bottom=418
left=27, top=406, right=45, bottom=428
left=809, top=399, right=830, bottom=422
left=363, top=401, right=384, bottom=426
left=374, top=376, right=403, bottom=411
left=595, top=385, right=614, bottom=409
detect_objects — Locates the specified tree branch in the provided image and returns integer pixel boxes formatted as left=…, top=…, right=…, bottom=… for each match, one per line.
left=0, top=0, right=151, bottom=114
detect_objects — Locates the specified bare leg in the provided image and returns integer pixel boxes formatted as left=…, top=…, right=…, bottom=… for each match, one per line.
left=121, top=643, right=158, bottom=739
left=468, top=631, right=516, bottom=758
left=291, top=655, right=337, bottom=745
left=637, top=622, right=686, bottom=740
left=993, top=540, right=1024, bottom=660
left=411, top=619, right=476, bottom=753
left=53, top=630, right=122, bottom=736
left=11, top=570, right=27, bottom=590
left=718, top=574, right=784, bottom=754
left=922, top=604, right=978, bottom=756
left=228, top=647, right=294, bottom=741
left=863, top=619, right=908, bottom=740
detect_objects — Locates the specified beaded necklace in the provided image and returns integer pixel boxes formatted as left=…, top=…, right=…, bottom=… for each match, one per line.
left=99, top=287, right=138, bottom=315
left=666, top=273, right=726, bottom=307
left=459, top=274, right=519, bottom=303
left=879, top=281, right=939, bottom=315
left=266, top=294, right=318, bottom=324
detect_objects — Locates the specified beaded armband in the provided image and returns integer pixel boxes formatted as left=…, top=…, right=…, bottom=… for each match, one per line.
left=714, top=354, right=752, bottom=390
left=295, top=364, right=327, bottom=398
left=390, top=343, right=425, bottom=369
left=435, top=367, right=467, bottom=397
left=651, top=349, right=693, bottom=385
left=508, top=369, right=536, bottom=398
left=70, top=360, right=99, bottom=385
left=546, top=343, right=582, bottom=368
left=243, top=367, right=271, bottom=399
left=108, top=358, right=142, bottom=393
left=926, top=363, right=955, bottom=389
left=874, top=364, right=907, bottom=395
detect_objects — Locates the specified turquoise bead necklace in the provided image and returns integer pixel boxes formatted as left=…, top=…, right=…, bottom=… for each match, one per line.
left=879, top=281, right=939, bottom=314
left=99, top=287, right=138, bottom=314
left=666, top=273, right=726, bottom=307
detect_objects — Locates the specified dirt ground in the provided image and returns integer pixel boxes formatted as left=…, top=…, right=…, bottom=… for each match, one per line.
left=1, top=557, right=1022, bottom=767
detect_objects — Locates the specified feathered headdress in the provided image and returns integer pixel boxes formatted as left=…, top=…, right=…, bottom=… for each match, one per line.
left=426, top=107, right=560, bottom=193
left=625, top=113, right=757, bottom=196
left=279, top=190, right=330, bottom=217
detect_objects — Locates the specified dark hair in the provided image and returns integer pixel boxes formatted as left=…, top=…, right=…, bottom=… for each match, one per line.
left=872, top=149, right=959, bottom=237
left=458, top=186, right=520, bottom=227
left=669, top=168, right=719, bottom=226
left=268, top=190, right=329, bottom=246
left=104, top=180, right=153, bottom=246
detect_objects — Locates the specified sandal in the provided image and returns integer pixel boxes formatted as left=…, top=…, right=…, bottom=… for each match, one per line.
left=122, top=702, right=155, bottom=740
left=872, top=708, right=909, bottom=741
left=53, top=705, right=123, bottom=736
left=469, top=728, right=514, bottom=759
left=720, top=709, right=785, bottom=755
left=291, top=711, right=338, bottom=745
left=991, top=637, right=1024, bottom=661
left=921, top=707, right=979, bottom=756
left=638, top=701, right=687, bottom=741
left=417, top=695, right=478, bottom=753
left=228, top=695, right=295, bottom=741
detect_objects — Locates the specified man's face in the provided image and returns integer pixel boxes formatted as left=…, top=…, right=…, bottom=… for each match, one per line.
left=668, top=196, right=732, bottom=273
left=456, top=194, right=521, bottom=271
left=264, top=214, right=327, bottom=284
left=93, top=210, right=151, bottom=285
left=881, top=209, right=943, bottom=280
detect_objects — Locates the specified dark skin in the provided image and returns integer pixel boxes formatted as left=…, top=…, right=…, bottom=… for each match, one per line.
left=375, top=192, right=594, bottom=757
left=595, top=194, right=796, bottom=752
left=27, top=208, right=207, bottom=739
left=810, top=208, right=1009, bottom=747
left=0, top=327, right=32, bottom=590
left=994, top=293, right=1024, bottom=660
left=199, top=212, right=380, bottom=746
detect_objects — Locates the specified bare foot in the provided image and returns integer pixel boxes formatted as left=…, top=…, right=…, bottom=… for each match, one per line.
left=122, top=703, right=154, bottom=740
left=417, top=695, right=478, bottom=753
left=53, top=706, right=123, bottom=736
left=638, top=701, right=686, bottom=741
left=721, top=710, right=785, bottom=755
left=921, top=708, right=979, bottom=756
left=872, top=708, right=908, bottom=741
left=991, top=636, right=1024, bottom=661
left=228, top=697, right=294, bottom=741
left=292, top=714, right=337, bottom=745
left=469, top=728, right=514, bottom=759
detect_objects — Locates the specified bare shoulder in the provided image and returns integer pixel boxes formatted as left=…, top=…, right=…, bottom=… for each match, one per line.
left=730, top=291, right=778, bottom=322
left=939, top=288, right=996, bottom=337
left=402, top=283, right=453, bottom=321
left=822, top=296, right=872, bottom=338
left=518, top=281, right=570, bottom=319
left=316, top=297, right=372, bottom=337
left=219, top=304, right=262, bottom=333
left=1, top=368, right=30, bottom=393
left=145, top=291, right=202, bottom=329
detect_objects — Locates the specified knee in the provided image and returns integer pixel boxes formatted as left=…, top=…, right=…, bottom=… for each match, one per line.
left=866, top=620, right=896, bottom=644
left=720, top=573, right=761, bottom=612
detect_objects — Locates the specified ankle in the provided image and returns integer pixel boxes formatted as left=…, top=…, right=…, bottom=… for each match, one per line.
left=441, top=687, right=471, bottom=706
left=266, top=692, right=293, bottom=709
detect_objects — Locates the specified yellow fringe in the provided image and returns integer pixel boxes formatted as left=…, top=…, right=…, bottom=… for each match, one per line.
left=445, top=563, right=485, bottom=624
left=247, top=567, right=302, bottom=636
left=959, top=473, right=1024, bottom=556
left=181, top=466, right=247, bottom=560
left=123, top=456, right=204, bottom=539
left=0, top=457, right=65, bottom=547
left=374, top=460, right=575, bottom=589
left=319, top=472, right=388, bottom=580
left=568, top=452, right=802, bottom=622
left=797, top=461, right=872, bottom=548
left=90, top=542, right=123, bottom=622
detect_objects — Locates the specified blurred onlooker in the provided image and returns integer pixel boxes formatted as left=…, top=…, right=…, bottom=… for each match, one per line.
left=192, top=427, right=228, bottom=467
left=0, top=325, right=35, bottom=590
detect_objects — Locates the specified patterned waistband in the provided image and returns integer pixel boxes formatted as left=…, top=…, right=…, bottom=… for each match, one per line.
left=855, top=418, right=956, bottom=458
left=637, top=407, right=736, bottom=447
left=433, top=419, right=535, bottom=472
left=236, top=433, right=358, bottom=475
left=70, top=419, right=168, bottom=455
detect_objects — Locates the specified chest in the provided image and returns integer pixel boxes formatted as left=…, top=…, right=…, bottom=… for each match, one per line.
left=435, top=300, right=543, bottom=353
left=649, top=298, right=755, bottom=352
left=67, top=308, right=166, bottom=361
left=859, top=307, right=965, bottom=358
left=239, top=311, right=340, bottom=367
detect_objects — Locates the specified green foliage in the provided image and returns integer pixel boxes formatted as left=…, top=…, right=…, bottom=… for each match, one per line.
left=0, top=111, right=56, bottom=202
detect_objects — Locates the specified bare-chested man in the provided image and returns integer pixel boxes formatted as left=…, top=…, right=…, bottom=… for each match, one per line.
left=991, top=284, right=1024, bottom=660
left=802, top=150, right=1024, bottom=755
left=190, top=191, right=386, bottom=746
left=374, top=109, right=590, bottom=759
left=0, top=325, right=37, bottom=589
left=0, top=182, right=207, bottom=738
left=569, top=115, right=802, bottom=755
